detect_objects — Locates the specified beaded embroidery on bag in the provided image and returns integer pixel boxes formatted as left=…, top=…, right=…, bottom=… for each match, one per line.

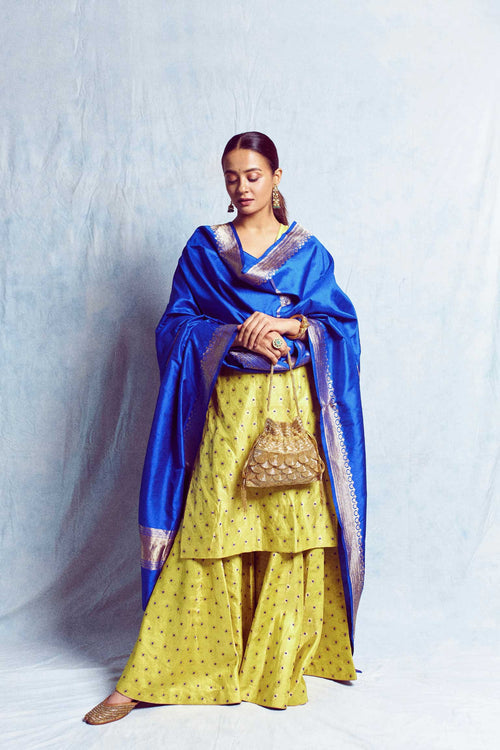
left=241, top=353, right=325, bottom=508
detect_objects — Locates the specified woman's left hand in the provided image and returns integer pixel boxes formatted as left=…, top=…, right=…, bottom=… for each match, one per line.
left=236, top=312, right=300, bottom=351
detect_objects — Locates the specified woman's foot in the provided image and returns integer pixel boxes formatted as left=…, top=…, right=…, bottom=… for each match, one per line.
left=83, top=691, right=138, bottom=725
left=104, top=690, right=134, bottom=705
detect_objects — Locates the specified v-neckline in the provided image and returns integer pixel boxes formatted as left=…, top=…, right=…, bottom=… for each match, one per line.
left=230, top=222, right=296, bottom=271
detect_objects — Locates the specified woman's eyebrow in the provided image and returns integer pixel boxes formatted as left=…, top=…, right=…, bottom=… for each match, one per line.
left=224, top=167, right=263, bottom=174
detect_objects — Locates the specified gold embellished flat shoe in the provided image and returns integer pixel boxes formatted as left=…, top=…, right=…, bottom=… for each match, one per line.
left=83, top=699, right=138, bottom=725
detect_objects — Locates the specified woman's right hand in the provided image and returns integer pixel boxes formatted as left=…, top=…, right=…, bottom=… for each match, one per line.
left=233, top=328, right=289, bottom=365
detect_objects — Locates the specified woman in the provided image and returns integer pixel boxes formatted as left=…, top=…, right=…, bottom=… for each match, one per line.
left=84, top=132, right=366, bottom=724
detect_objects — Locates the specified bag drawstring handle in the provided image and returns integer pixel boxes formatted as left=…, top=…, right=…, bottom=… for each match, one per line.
left=267, top=351, right=301, bottom=418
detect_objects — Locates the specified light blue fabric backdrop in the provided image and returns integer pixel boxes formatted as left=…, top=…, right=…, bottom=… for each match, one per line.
left=1, top=1, right=498, bottom=747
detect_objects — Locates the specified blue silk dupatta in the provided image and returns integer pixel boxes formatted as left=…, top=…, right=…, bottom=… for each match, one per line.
left=139, top=222, right=366, bottom=646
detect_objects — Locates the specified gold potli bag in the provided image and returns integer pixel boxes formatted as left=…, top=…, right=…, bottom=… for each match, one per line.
left=241, top=353, right=326, bottom=509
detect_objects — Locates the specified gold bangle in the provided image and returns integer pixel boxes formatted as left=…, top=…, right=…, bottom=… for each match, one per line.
left=288, top=314, right=310, bottom=340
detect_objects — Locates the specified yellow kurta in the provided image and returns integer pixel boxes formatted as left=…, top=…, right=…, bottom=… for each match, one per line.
left=180, top=367, right=337, bottom=557
left=117, top=365, right=356, bottom=708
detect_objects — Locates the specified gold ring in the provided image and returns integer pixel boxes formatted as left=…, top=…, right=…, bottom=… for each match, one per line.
left=272, top=338, right=284, bottom=350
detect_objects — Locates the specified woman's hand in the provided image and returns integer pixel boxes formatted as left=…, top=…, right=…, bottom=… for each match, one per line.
left=233, top=327, right=289, bottom=365
left=236, top=312, right=301, bottom=351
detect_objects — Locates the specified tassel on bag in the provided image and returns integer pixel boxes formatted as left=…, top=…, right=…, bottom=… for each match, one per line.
left=240, top=352, right=325, bottom=509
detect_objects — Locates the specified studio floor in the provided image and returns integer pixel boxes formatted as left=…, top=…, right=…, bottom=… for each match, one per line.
left=2, top=635, right=497, bottom=750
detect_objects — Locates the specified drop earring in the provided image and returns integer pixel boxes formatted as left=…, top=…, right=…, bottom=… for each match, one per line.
left=227, top=201, right=235, bottom=213
left=272, top=186, right=281, bottom=209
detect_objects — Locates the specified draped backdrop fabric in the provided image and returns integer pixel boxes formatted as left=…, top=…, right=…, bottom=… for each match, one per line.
left=0, top=1, right=499, bottom=748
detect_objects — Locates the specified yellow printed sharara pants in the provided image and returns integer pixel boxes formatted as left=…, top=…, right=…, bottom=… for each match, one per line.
left=117, top=366, right=355, bottom=708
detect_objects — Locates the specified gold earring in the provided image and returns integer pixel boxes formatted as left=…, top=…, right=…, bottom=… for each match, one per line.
left=272, top=186, right=281, bottom=209
left=227, top=201, right=235, bottom=213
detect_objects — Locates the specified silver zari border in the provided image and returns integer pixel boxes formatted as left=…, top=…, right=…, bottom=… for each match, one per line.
left=140, top=525, right=177, bottom=571
left=211, top=223, right=311, bottom=285
left=308, top=321, right=365, bottom=631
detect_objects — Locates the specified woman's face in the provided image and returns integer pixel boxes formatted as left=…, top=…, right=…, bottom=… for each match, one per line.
left=222, top=148, right=281, bottom=218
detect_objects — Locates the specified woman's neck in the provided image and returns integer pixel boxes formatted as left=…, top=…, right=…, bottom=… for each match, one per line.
left=233, top=207, right=280, bottom=234
left=232, top=209, right=283, bottom=259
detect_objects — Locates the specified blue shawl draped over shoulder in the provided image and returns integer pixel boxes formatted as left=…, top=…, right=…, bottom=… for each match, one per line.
left=139, top=222, right=366, bottom=647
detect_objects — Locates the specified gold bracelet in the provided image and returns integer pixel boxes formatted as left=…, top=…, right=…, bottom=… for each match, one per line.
left=288, top=314, right=310, bottom=340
